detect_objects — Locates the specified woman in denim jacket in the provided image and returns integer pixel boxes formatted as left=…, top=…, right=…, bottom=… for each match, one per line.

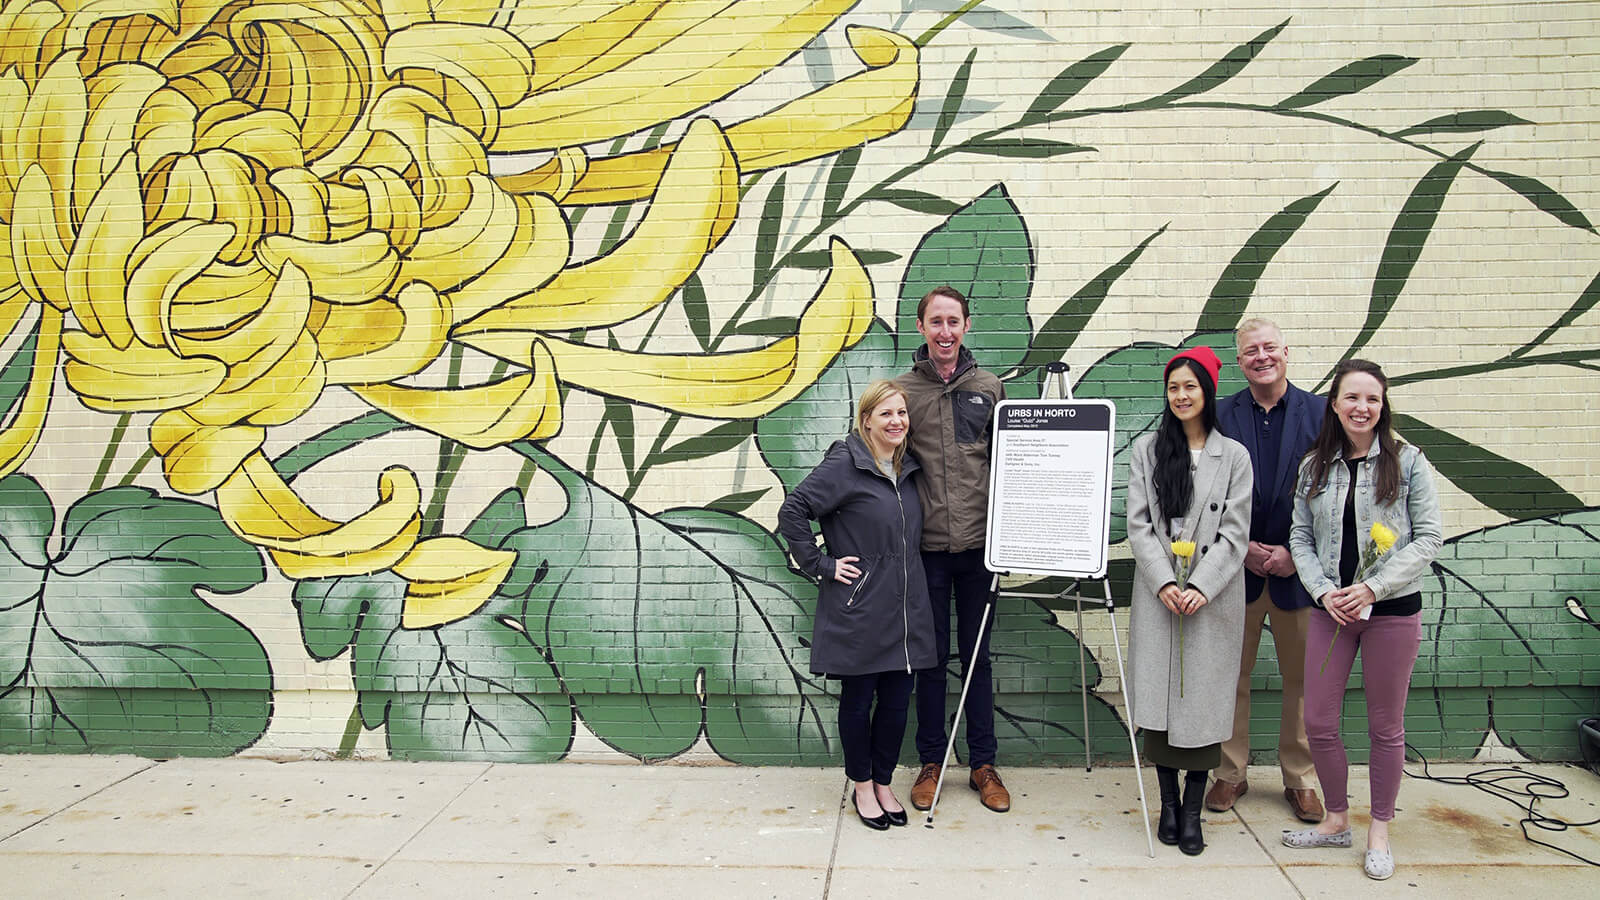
left=1282, top=360, right=1442, bottom=881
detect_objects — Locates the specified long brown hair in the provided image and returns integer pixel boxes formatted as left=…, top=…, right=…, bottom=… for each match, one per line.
left=854, top=380, right=909, bottom=475
left=1302, top=359, right=1401, bottom=504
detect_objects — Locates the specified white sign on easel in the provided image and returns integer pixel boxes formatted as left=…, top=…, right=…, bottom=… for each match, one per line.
left=985, top=399, right=1115, bottom=578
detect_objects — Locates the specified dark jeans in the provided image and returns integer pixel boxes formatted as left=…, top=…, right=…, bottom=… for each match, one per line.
left=914, top=548, right=997, bottom=768
left=839, top=670, right=915, bottom=784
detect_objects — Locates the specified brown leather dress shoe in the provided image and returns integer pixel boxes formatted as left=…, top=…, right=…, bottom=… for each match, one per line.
left=969, top=764, right=1011, bottom=813
left=909, top=762, right=941, bottom=811
left=1285, top=787, right=1325, bottom=823
left=1204, top=778, right=1247, bottom=812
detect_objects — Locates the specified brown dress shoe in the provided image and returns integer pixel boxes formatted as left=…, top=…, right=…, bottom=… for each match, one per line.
left=1285, top=787, right=1325, bottom=823
left=969, top=764, right=1011, bottom=813
left=1204, top=778, right=1247, bottom=812
left=909, top=762, right=941, bottom=811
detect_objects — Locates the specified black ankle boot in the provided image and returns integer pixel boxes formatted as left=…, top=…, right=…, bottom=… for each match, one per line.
left=1179, top=772, right=1207, bottom=856
left=1155, top=766, right=1180, bottom=846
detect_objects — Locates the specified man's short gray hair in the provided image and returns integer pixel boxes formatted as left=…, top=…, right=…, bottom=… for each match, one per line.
left=1235, top=317, right=1283, bottom=349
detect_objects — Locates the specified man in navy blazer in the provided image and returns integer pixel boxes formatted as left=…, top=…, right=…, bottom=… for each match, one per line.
left=1206, top=318, right=1328, bottom=823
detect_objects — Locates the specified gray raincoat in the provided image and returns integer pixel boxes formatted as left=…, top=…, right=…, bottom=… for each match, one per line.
left=777, top=434, right=937, bottom=677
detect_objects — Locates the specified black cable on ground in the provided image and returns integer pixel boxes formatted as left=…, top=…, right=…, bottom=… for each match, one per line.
left=1404, top=743, right=1600, bottom=867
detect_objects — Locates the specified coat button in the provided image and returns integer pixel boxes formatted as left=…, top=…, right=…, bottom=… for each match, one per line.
left=1201, top=545, right=1209, bottom=555
left=1210, top=502, right=1218, bottom=511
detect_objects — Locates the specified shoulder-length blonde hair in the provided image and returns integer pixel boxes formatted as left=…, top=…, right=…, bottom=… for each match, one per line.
left=853, top=380, right=910, bottom=475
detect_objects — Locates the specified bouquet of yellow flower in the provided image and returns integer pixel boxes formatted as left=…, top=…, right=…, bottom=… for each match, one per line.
left=1171, top=541, right=1197, bottom=696
left=1320, top=522, right=1399, bottom=674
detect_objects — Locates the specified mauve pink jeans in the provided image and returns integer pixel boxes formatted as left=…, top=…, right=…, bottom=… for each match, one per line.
left=1303, top=609, right=1422, bottom=822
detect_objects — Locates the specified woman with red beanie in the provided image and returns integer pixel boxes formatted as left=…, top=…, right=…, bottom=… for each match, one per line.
left=1126, top=346, right=1253, bottom=856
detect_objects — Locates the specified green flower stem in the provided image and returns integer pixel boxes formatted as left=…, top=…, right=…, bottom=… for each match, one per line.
left=336, top=704, right=363, bottom=759
left=88, top=412, right=133, bottom=494
left=120, top=445, right=158, bottom=486
left=914, top=0, right=988, bottom=47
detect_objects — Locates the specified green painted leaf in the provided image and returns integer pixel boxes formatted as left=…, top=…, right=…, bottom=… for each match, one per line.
left=786, top=248, right=900, bottom=270
left=1020, top=44, right=1130, bottom=126
left=680, top=273, right=712, bottom=351
left=754, top=172, right=787, bottom=285
left=295, top=485, right=576, bottom=762
left=1349, top=141, right=1481, bottom=361
left=498, top=449, right=835, bottom=761
left=1510, top=270, right=1600, bottom=359
left=1275, top=55, right=1417, bottom=110
left=1481, top=166, right=1596, bottom=234
left=931, top=48, right=976, bottom=152
left=660, top=420, right=755, bottom=465
left=1023, top=226, right=1167, bottom=371
left=1415, top=508, right=1600, bottom=759
left=1394, top=413, right=1583, bottom=519
left=730, top=315, right=800, bottom=338
left=658, top=507, right=838, bottom=764
left=865, top=188, right=961, bottom=216
left=958, top=138, right=1093, bottom=159
left=0, top=477, right=271, bottom=756
left=462, top=487, right=529, bottom=548
left=821, top=146, right=861, bottom=220
left=753, top=321, right=897, bottom=492
left=1393, top=110, right=1534, bottom=139
left=1197, top=184, right=1336, bottom=334
left=705, top=488, right=771, bottom=516
left=1073, top=333, right=1239, bottom=543
left=0, top=326, right=38, bottom=423
left=896, top=184, right=1034, bottom=373
left=983, top=599, right=1126, bottom=763
left=1136, top=19, right=1290, bottom=108
left=950, top=6, right=1052, bottom=43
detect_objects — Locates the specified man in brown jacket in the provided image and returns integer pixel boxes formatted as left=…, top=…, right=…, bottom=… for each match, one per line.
left=895, top=286, right=1010, bottom=813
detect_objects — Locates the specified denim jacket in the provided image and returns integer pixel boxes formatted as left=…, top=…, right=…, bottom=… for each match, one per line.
left=1289, top=436, right=1443, bottom=604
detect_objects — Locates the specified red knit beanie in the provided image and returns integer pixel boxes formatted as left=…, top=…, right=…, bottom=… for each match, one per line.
left=1165, top=346, right=1222, bottom=391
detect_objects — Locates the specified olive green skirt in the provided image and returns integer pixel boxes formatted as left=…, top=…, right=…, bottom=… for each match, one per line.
left=1142, top=729, right=1221, bottom=771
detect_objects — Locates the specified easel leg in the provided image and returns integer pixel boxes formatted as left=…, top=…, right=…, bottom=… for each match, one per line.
left=1106, top=584, right=1155, bottom=857
left=1075, top=591, right=1090, bottom=772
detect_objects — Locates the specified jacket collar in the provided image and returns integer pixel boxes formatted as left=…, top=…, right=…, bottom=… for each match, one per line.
left=910, top=343, right=976, bottom=384
left=845, top=432, right=920, bottom=481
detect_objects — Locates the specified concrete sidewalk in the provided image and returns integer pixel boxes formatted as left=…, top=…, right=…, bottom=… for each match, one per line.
left=2, top=756, right=1596, bottom=898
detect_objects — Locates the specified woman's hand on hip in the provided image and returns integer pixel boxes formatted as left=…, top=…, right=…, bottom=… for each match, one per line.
left=833, top=556, right=861, bottom=584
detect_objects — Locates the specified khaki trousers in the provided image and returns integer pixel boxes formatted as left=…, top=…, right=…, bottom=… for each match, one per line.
left=1215, top=588, right=1315, bottom=788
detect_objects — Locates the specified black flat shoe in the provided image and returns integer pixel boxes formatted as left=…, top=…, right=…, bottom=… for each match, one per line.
left=884, top=807, right=908, bottom=827
left=853, top=794, right=890, bottom=831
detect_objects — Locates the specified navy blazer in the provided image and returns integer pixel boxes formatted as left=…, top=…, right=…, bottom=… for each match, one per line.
left=1215, top=382, right=1326, bottom=610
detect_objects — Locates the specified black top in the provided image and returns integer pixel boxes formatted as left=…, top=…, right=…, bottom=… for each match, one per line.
left=1338, top=456, right=1421, bottom=618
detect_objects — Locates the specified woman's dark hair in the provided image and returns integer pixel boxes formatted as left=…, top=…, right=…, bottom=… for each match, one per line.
left=1302, top=359, right=1401, bottom=504
left=1152, top=357, right=1217, bottom=528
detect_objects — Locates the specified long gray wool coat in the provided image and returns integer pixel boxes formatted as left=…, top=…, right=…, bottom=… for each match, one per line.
left=1125, top=428, right=1252, bottom=748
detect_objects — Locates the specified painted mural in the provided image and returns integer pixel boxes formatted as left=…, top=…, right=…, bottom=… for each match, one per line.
left=0, top=1, right=1595, bottom=764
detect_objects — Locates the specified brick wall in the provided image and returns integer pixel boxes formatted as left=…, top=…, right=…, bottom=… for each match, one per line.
left=0, top=0, right=1594, bottom=765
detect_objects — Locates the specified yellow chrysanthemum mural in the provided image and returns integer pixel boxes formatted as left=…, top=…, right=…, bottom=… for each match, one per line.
left=0, top=0, right=916, bottom=629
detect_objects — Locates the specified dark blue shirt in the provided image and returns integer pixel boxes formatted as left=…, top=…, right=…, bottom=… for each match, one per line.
left=1251, top=396, right=1287, bottom=529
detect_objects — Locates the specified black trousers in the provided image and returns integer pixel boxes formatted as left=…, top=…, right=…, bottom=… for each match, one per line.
left=839, top=670, right=915, bottom=784
left=915, top=548, right=997, bottom=767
